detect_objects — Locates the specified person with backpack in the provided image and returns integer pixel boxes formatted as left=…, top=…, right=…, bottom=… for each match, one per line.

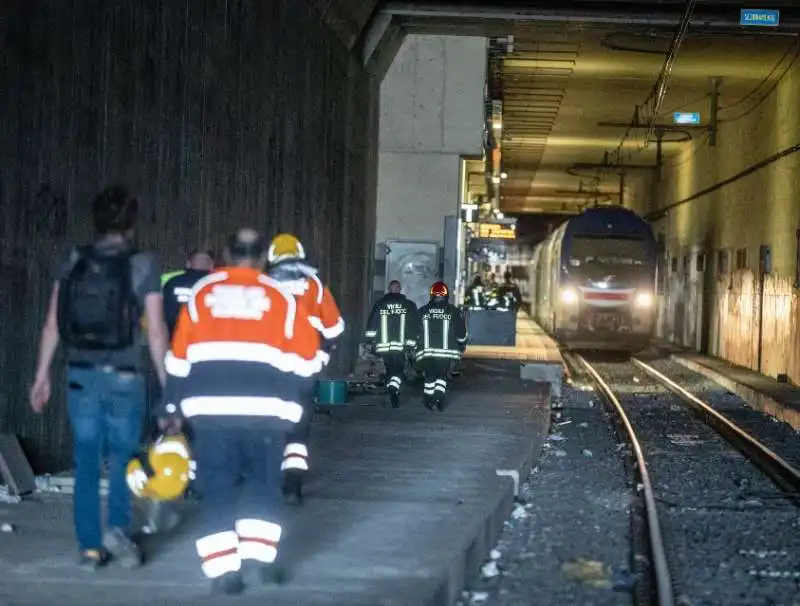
left=29, top=185, right=170, bottom=570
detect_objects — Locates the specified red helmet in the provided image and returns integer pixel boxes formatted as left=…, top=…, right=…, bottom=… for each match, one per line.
left=430, top=281, right=449, bottom=298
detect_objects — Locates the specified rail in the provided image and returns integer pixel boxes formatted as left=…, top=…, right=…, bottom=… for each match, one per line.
left=631, top=357, right=800, bottom=498
left=576, top=354, right=675, bottom=606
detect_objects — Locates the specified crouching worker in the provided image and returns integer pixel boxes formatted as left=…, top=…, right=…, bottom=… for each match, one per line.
left=415, top=282, right=468, bottom=411
left=159, top=228, right=326, bottom=596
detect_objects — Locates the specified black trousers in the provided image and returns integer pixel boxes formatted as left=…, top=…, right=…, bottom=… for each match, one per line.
left=282, top=381, right=315, bottom=474
left=192, top=417, right=286, bottom=579
left=381, top=352, right=407, bottom=393
left=417, top=357, right=452, bottom=400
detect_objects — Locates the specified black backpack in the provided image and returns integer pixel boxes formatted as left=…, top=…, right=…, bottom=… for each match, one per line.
left=57, top=245, right=138, bottom=350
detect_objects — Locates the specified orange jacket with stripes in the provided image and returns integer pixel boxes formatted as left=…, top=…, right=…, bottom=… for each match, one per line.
left=164, top=267, right=327, bottom=422
left=266, top=260, right=345, bottom=342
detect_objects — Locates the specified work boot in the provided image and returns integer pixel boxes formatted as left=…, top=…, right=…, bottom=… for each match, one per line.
left=211, top=571, right=245, bottom=596
left=102, top=527, right=142, bottom=569
left=423, top=396, right=436, bottom=410
left=78, top=548, right=111, bottom=571
left=434, top=396, right=446, bottom=412
left=260, top=560, right=289, bottom=585
left=282, top=471, right=304, bottom=506
left=388, top=387, right=400, bottom=408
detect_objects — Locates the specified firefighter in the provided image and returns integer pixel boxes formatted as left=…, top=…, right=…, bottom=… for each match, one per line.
left=465, top=275, right=486, bottom=309
left=265, top=233, right=345, bottom=505
left=162, top=250, right=215, bottom=338
left=497, top=272, right=522, bottom=312
left=364, top=280, right=418, bottom=408
left=160, top=228, right=326, bottom=596
left=415, top=281, right=468, bottom=411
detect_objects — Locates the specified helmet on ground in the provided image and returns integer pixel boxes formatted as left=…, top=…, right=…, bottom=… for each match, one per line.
left=430, top=281, right=449, bottom=300
left=268, top=233, right=306, bottom=264
left=126, top=434, right=193, bottom=502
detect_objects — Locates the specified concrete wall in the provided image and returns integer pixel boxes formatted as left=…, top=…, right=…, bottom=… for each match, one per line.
left=374, top=34, right=487, bottom=302
left=0, top=0, right=379, bottom=472
left=640, top=62, right=800, bottom=381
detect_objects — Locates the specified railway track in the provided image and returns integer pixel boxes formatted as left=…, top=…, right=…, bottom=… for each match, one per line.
left=570, top=353, right=800, bottom=606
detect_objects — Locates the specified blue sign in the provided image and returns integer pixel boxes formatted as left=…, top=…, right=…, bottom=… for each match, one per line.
left=740, top=9, right=780, bottom=27
left=673, top=112, right=701, bottom=125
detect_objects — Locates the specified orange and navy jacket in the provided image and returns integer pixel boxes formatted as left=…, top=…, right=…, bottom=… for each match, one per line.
left=163, top=267, right=327, bottom=423
left=267, top=260, right=345, bottom=343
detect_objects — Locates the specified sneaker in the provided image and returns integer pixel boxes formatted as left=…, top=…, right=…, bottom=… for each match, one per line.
left=211, top=571, right=245, bottom=596
left=79, top=548, right=110, bottom=571
left=103, top=527, right=142, bottom=569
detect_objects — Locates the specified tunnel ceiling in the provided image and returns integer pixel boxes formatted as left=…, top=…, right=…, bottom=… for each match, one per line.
left=380, top=1, right=800, bottom=214
left=497, top=29, right=795, bottom=214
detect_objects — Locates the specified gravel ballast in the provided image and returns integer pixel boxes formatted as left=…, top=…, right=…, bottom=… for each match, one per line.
left=592, top=359, right=800, bottom=606
left=646, top=357, right=800, bottom=471
left=461, top=386, right=633, bottom=606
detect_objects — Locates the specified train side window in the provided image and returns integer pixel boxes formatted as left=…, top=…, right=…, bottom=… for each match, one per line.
left=735, top=248, right=748, bottom=270
left=670, top=256, right=678, bottom=273
left=696, top=252, right=706, bottom=272
left=717, top=249, right=729, bottom=275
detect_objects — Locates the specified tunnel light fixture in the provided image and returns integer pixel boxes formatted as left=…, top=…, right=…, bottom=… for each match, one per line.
left=500, top=172, right=508, bottom=179
left=491, top=176, right=501, bottom=185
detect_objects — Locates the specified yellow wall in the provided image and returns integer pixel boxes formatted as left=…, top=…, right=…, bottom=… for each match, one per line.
left=638, top=64, right=800, bottom=380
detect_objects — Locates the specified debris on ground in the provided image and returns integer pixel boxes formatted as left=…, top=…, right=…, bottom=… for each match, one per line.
left=560, top=557, right=613, bottom=589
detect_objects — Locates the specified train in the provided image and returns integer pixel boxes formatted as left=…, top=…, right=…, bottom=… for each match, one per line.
left=529, top=206, right=658, bottom=353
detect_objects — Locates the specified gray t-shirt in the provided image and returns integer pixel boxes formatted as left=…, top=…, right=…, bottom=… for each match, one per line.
left=53, top=237, right=162, bottom=369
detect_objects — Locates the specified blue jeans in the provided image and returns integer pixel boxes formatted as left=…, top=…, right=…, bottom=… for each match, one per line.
left=66, top=367, right=145, bottom=551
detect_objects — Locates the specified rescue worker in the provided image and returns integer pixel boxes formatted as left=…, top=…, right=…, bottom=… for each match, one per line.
left=160, top=228, right=327, bottom=596
left=162, top=250, right=215, bottom=337
left=364, top=280, right=419, bottom=408
left=265, top=233, right=345, bottom=505
left=415, top=281, right=468, bottom=411
left=497, top=272, right=522, bottom=312
left=465, top=275, right=486, bottom=309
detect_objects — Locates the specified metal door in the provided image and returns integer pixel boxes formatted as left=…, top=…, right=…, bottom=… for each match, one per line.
left=385, top=240, right=440, bottom=309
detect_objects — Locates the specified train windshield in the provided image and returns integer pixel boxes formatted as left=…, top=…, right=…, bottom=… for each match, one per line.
left=568, top=234, right=650, bottom=267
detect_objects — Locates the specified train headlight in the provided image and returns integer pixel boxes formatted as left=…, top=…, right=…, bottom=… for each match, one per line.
left=634, top=291, right=653, bottom=308
left=560, top=287, right=578, bottom=304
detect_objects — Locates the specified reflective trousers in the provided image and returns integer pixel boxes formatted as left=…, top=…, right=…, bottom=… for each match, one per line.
left=417, top=357, right=452, bottom=400
left=381, top=352, right=407, bottom=394
left=282, top=382, right=315, bottom=474
left=192, top=416, right=287, bottom=579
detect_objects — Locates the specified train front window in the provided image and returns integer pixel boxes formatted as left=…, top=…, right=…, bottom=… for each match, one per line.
left=569, top=234, right=649, bottom=267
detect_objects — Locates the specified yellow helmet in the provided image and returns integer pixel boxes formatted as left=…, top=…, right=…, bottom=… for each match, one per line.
left=126, top=434, right=193, bottom=502
left=268, top=233, right=306, bottom=263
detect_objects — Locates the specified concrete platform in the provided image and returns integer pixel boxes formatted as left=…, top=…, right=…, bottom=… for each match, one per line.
left=670, top=352, right=800, bottom=431
left=464, top=315, right=565, bottom=400
left=0, top=359, right=550, bottom=606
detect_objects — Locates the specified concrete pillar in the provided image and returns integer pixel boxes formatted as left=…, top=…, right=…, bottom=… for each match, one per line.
left=374, top=34, right=486, bottom=308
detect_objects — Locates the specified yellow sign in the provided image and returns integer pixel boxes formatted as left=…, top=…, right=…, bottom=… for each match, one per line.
left=467, top=222, right=516, bottom=239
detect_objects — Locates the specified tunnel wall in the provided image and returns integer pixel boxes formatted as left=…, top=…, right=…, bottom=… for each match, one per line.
left=0, top=0, right=379, bottom=472
left=643, top=61, right=800, bottom=382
